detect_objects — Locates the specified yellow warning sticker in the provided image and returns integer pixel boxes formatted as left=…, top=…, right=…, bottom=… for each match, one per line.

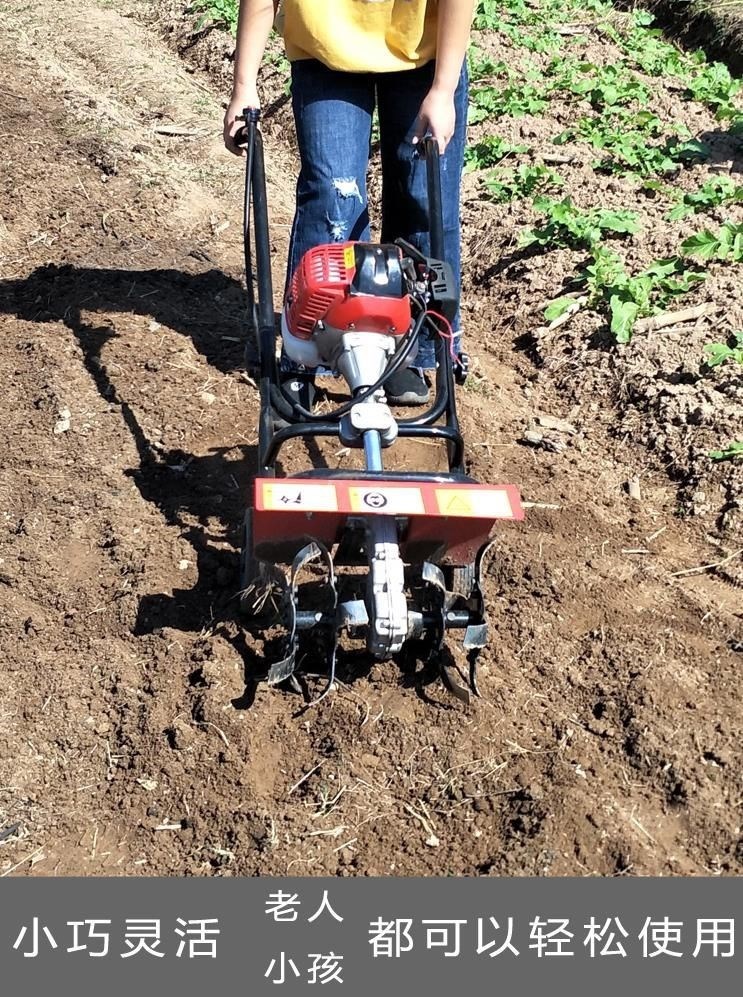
left=434, top=488, right=514, bottom=519
left=348, top=486, right=425, bottom=515
left=343, top=245, right=356, bottom=269
left=262, top=482, right=338, bottom=512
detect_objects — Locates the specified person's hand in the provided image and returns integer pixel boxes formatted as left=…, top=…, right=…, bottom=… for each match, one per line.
left=223, top=87, right=260, bottom=156
left=411, top=86, right=457, bottom=154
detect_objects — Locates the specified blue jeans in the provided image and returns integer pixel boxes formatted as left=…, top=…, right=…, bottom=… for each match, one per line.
left=285, top=58, right=468, bottom=371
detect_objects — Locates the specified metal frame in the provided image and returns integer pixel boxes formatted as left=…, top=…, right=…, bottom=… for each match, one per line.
left=239, top=111, right=466, bottom=478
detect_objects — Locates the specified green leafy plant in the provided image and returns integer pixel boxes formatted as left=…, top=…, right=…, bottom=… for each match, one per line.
left=190, top=0, right=238, bottom=33
left=464, top=136, right=528, bottom=170
left=468, top=0, right=741, bottom=348
left=668, top=177, right=743, bottom=221
left=513, top=30, right=562, bottom=54
left=608, top=10, right=697, bottom=79
left=544, top=249, right=706, bottom=343
left=473, top=0, right=564, bottom=51
left=522, top=197, right=640, bottom=251
left=550, top=59, right=650, bottom=109
left=685, top=62, right=742, bottom=117
left=482, top=164, right=562, bottom=202
left=704, top=332, right=743, bottom=367
left=474, top=0, right=510, bottom=31
left=682, top=222, right=743, bottom=262
left=467, top=48, right=509, bottom=83
left=594, top=255, right=706, bottom=342
left=605, top=11, right=743, bottom=123
left=639, top=178, right=677, bottom=198
left=470, top=81, right=549, bottom=121
left=556, top=111, right=709, bottom=177
left=709, top=441, right=743, bottom=462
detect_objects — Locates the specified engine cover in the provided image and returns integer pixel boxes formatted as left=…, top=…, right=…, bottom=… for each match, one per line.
left=286, top=242, right=412, bottom=341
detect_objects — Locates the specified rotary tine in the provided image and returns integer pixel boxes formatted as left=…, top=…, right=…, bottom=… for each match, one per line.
left=267, top=540, right=338, bottom=704
left=461, top=539, right=496, bottom=698
left=267, top=542, right=321, bottom=686
left=303, top=539, right=339, bottom=706
left=420, top=562, right=471, bottom=705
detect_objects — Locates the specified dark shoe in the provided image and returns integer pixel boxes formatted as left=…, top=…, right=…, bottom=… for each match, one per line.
left=280, top=372, right=316, bottom=413
left=383, top=367, right=430, bottom=406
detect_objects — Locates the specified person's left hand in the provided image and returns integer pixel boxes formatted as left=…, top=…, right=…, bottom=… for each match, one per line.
left=412, top=86, right=457, bottom=154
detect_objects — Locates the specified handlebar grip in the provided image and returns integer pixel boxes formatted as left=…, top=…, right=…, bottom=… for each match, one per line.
left=419, top=136, right=444, bottom=260
left=418, top=135, right=441, bottom=162
left=234, top=107, right=261, bottom=148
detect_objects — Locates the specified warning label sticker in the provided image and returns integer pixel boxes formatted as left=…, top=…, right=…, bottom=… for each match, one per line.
left=261, top=482, right=338, bottom=512
left=434, top=488, right=514, bottom=519
left=257, top=479, right=519, bottom=520
left=348, top=486, right=425, bottom=515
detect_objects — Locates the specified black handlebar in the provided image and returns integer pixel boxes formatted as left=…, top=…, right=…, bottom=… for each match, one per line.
left=233, top=106, right=260, bottom=149
left=417, top=137, right=445, bottom=261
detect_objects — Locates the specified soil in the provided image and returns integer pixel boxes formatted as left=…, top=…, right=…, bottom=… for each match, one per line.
left=0, top=0, right=741, bottom=878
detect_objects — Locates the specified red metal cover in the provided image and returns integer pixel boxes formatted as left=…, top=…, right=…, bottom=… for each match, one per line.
left=251, top=478, right=524, bottom=564
left=286, top=243, right=355, bottom=339
left=286, top=242, right=411, bottom=340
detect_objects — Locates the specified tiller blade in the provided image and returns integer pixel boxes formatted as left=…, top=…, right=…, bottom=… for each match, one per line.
left=243, top=478, right=521, bottom=703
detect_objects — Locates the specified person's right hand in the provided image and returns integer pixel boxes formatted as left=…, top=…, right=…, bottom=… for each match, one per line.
left=412, top=86, right=456, bottom=154
left=223, top=88, right=260, bottom=156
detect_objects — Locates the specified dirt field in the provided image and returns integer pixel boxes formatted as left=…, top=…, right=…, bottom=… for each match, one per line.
left=1, top=0, right=741, bottom=878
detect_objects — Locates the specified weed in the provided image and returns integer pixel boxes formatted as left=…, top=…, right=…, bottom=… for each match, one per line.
left=709, top=441, right=743, bottom=462
left=704, top=332, right=743, bottom=368
left=682, top=222, right=743, bottom=263
left=668, top=178, right=743, bottom=221
left=483, top=164, right=563, bottom=203
left=545, top=249, right=706, bottom=342
left=190, top=0, right=238, bottom=33
left=465, top=136, right=529, bottom=170
left=522, top=197, right=640, bottom=251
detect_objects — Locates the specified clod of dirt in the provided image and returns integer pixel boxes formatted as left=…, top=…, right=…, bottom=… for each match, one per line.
left=53, top=407, right=71, bottom=434
left=535, top=414, right=578, bottom=435
left=627, top=477, right=643, bottom=501
left=522, top=428, right=567, bottom=452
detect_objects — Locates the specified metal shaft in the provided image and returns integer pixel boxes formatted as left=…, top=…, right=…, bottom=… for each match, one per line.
left=363, top=429, right=383, bottom=472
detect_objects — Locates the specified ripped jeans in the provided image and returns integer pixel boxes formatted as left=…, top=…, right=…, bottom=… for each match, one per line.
left=284, top=57, right=468, bottom=371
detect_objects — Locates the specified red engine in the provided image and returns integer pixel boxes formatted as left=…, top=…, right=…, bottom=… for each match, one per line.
left=286, top=242, right=412, bottom=340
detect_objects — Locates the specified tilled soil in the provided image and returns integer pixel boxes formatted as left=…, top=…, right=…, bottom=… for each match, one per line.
left=0, top=0, right=741, bottom=878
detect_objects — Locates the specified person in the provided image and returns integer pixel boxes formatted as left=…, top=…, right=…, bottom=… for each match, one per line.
left=224, top=0, right=474, bottom=405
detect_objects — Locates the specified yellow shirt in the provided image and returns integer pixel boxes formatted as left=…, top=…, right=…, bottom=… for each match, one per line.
left=279, top=0, right=439, bottom=72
